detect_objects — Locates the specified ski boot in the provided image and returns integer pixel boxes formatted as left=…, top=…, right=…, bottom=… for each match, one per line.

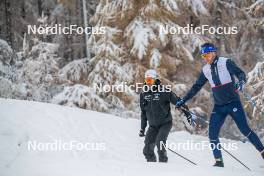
left=146, top=154, right=157, bottom=162
left=213, top=158, right=224, bottom=167
left=158, top=151, right=168, bottom=163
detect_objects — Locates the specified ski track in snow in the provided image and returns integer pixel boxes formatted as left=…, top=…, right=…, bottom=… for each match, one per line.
left=0, top=98, right=263, bottom=176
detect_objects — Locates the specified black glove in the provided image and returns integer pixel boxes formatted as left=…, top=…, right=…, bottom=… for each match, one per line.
left=182, top=109, right=196, bottom=126
left=139, top=129, right=145, bottom=137
left=175, top=98, right=186, bottom=108
left=235, top=80, right=246, bottom=92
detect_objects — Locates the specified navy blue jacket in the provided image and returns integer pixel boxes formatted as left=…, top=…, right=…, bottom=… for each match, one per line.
left=183, top=56, right=246, bottom=105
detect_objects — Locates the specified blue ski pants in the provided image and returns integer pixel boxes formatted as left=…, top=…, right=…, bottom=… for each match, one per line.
left=209, top=100, right=264, bottom=159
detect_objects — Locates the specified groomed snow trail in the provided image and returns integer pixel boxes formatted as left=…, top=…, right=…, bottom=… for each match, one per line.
left=0, top=98, right=263, bottom=176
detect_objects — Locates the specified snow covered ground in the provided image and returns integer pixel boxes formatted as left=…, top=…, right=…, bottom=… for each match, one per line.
left=0, top=98, right=263, bottom=176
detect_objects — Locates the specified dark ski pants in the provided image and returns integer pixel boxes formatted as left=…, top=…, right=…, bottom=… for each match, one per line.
left=209, top=100, right=264, bottom=159
left=143, top=121, right=172, bottom=162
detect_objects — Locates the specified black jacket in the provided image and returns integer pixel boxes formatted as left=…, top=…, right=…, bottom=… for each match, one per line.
left=140, top=80, right=180, bottom=130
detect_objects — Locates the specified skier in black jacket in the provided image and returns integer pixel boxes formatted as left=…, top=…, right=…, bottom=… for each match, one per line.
left=139, top=69, right=189, bottom=162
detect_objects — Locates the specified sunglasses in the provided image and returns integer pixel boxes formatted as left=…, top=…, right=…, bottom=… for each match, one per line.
left=145, top=77, right=155, bottom=85
left=201, top=53, right=211, bottom=59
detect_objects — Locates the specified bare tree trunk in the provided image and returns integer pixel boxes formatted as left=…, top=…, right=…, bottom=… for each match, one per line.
left=5, top=0, right=13, bottom=47
left=82, top=0, right=90, bottom=59
left=38, top=0, right=42, bottom=16
left=65, top=8, right=73, bottom=61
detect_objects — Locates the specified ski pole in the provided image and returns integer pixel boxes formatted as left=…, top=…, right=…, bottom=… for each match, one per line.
left=179, top=105, right=252, bottom=170
left=180, top=107, right=249, bottom=143
left=242, top=91, right=264, bottom=116
left=243, top=91, right=256, bottom=107
left=168, top=147, right=197, bottom=165
left=221, top=146, right=251, bottom=171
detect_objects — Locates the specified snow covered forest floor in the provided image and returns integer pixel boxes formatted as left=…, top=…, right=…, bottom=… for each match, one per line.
left=0, top=98, right=263, bottom=176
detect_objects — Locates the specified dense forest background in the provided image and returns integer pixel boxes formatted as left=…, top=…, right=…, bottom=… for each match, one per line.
left=0, top=0, right=264, bottom=141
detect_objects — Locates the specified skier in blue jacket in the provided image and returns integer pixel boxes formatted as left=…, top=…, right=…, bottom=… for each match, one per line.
left=176, top=43, right=264, bottom=167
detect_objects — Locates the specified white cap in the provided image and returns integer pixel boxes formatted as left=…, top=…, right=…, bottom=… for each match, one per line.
left=144, top=69, right=157, bottom=79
